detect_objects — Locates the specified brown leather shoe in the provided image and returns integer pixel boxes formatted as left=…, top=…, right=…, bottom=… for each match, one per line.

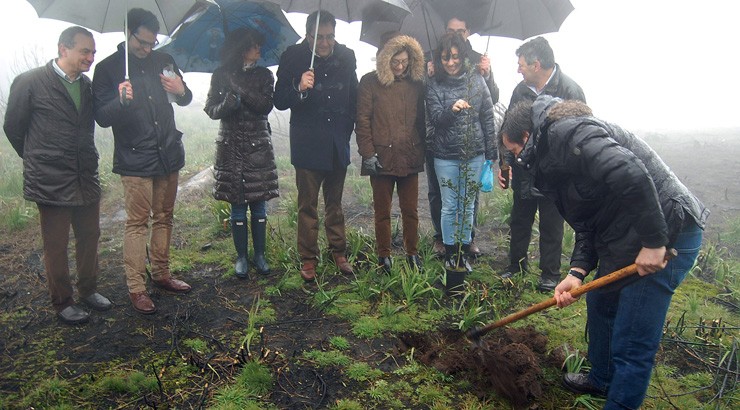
left=467, top=240, right=482, bottom=257
left=152, top=276, right=192, bottom=293
left=432, top=238, right=446, bottom=258
left=333, top=254, right=354, bottom=275
left=300, top=260, right=316, bottom=282
left=129, top=292, right=156, bottom=314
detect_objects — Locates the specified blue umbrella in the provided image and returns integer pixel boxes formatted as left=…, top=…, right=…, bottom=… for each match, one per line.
left=159, top=0, right=300, bottom=71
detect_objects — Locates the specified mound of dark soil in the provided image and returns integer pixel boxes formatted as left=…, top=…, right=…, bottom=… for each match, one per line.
left=397, top=325, right=563, bottom=408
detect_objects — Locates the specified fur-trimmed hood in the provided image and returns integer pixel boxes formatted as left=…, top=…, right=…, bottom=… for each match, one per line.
left=375, top=35, right=425, bottom=86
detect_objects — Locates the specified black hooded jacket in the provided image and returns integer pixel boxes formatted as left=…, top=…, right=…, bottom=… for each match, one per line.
left=519, top=96, right=709, bottom=277
left=93, top=43, right=192, bottom=177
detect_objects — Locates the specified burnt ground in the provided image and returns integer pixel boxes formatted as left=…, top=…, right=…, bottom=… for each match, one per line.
left=1, top=128, right=739, bottom=408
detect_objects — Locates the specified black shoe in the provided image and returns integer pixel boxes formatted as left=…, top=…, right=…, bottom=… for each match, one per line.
left=378, top=256, right=392, bottom=274
left=406, top=255, right=422, bottom=271
left=81, top=292, right=112, bottom=311
left=57, top=305, right=89, bottom=325
left=501, top=263, right=527, bottom=279
left=562, top=373, right=607, bottom=397
left=500, top=271, right=515, bottom=279
left=538, top=276, right=559, bottom=292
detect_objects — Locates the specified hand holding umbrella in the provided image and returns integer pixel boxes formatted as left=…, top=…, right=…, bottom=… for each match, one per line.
left=299, top=70, right=315, bottom=92
left=118, top=80, right=133, bottom=106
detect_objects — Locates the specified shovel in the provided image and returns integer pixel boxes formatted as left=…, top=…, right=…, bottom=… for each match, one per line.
left=466, top=249, right=678, bottom=344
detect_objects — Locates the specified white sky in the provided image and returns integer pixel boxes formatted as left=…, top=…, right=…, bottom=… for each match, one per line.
left=1, top=0, right=739, bottom=132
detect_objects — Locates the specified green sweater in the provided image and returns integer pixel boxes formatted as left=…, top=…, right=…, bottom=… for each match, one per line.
left=59, top=77, right=81, bottom=111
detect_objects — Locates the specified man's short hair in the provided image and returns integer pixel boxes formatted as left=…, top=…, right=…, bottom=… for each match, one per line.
left=306, top=10, right=336, bottom=34
left=58, top=26, right=93, bottom=57
left=128, top=8, right=160, bottom=35
left=516, top=36, right=555, bottom=69
left=499, top=101, right=534, bottom=146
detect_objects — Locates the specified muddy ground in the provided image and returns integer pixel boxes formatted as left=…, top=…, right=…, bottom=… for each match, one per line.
left=0, top=128, right=738, bottom=408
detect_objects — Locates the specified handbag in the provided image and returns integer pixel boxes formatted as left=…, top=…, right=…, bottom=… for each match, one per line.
left=480, top=159, right=494, bottom=192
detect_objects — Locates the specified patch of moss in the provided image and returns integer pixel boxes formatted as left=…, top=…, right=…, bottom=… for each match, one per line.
left=346, top=362, right=383, bottom=381
left=303, top=350, right=352, bottom=368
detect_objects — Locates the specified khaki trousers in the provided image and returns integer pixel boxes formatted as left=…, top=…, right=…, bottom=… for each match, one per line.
left=295, top=167, right=347, bottom=262
left=370, top=174, right=419, bottom=257
left=37, top=202, right=101, bottom=312
left=120, top=172, right=178, bottom=293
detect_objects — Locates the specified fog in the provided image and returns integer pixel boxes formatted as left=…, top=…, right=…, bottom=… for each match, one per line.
left=1, top=0, right=739, bottom=133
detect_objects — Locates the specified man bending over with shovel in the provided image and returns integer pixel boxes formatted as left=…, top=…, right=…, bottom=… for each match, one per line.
left=499, top=95, right=708, bottom=409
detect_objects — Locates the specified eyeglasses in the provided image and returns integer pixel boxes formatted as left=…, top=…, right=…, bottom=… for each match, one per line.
left=132, top=32, right=159, bottom=49
left=446, top=28, right=467, bottom=36
left=308, top=33, right=335, bottom=42
left=391, top=58, right=409, bottom=67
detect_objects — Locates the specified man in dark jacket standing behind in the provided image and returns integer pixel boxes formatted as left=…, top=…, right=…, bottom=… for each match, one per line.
left=4, top=26, right=112, bottom=325
left=93, top=8, right=192, bottom=315
left=274, top=10, right=358, bottom=282
left=499, top=36, right=586, bottom=292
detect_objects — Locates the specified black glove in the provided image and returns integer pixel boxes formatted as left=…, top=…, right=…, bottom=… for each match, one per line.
left=362, top=155, right=383, bottom=176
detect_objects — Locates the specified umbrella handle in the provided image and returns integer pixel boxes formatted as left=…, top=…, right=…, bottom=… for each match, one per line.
left=309, top=2, right=322, bottom=70
left=122, top=1, right=131, bottom=107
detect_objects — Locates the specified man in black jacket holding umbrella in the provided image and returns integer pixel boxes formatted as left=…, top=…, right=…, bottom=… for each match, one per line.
left=93, top=8, right=192, bottom=315
left=274, top=10, right=358, bottom=282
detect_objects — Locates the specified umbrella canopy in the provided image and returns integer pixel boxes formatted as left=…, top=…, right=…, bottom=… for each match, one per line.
left=275, top=0, right=410, bottom=23
left=361, top=0, right=574, bottom=52
left=158, top=0, right=300, bottom=71
left=26, top=0, right=216, bottom=35
left=473, top=0, right=575, bottom=40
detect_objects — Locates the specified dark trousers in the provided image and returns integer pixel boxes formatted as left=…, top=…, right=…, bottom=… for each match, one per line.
left=37, top=202, right=101, bottom=312
left=370, top=173, right=419, bottom=257
left=426, top=152, right=477, bottom=240
left=295, top=166, right=347, bottom=262
left=507, top=194, right=564, bottom=278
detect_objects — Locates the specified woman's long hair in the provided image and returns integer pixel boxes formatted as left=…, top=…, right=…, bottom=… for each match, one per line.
left=432, top=32, right=470, bottom=82
left=220, top=27, right=265, bottom=71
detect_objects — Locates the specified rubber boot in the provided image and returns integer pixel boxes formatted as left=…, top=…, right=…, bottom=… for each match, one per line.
left=251, top=217, right=271, bottom=275
left=232, top=219, right=249, bottom=278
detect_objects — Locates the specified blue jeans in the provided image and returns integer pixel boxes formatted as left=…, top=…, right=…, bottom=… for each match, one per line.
left=434, top=155, right=484, bottom=246
left=230, top=201, right=267, bottom=222
left=586, top=222, right=703, bottom=409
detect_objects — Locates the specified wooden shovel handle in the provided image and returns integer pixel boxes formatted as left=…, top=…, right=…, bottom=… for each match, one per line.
left=469, top=249, right=677, bottom=338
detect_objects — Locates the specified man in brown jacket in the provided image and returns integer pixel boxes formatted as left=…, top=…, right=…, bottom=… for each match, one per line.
left=4, top=26, right=111, bottom=325
left=356, top=33, right=426, bottom=272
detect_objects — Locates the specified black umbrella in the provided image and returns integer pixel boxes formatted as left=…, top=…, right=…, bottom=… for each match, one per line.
left=276, top=0, right=411, bottom=68
left=361, top=0, right=574, bottom=52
